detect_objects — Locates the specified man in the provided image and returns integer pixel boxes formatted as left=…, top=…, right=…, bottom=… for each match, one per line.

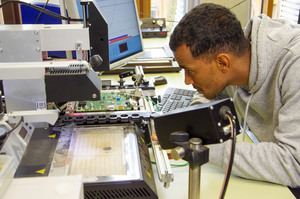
left=169, top=3, right=300, bottom=187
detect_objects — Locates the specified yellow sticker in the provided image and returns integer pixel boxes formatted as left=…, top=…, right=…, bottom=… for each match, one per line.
left=48, top=134, right=56, bottom=138
left=36, top=169, right=45, bottom=174
left=146, top=171, right=151, bottom=179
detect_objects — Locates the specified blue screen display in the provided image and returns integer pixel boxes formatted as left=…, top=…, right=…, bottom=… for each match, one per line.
left=93, top=0, right=143, bottom=64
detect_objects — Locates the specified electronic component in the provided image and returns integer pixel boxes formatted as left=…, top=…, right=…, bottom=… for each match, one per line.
left=74, top=90, right=136, bottom=112
left=140, top=18, right=167, bottom=38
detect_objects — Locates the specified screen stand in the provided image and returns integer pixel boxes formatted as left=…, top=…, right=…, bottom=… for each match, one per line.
left=80, top=1, right=109, bottom=72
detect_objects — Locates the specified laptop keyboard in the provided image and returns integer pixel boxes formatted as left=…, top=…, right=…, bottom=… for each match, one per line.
left=157, top=87, right=196, bottom=113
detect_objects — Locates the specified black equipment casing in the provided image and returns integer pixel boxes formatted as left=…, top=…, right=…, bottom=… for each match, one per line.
left=81, top=1, right=110, bottom=72
left=45, top=69, right=101, bottom=103
left=152, top=98, right=240, bottom=149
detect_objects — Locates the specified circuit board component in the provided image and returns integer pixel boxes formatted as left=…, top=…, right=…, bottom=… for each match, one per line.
left=75, top=90, right=134, bottom=112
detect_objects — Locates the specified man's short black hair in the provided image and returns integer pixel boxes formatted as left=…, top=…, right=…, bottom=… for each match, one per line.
left=169, top=3, right=250, bottom=61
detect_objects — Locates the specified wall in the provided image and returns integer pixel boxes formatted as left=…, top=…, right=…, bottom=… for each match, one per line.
left=0, top=10, right=3, bottom=24
left=201, top=0, right=251, bottom=28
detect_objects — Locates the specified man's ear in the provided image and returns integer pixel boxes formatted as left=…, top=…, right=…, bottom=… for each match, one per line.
left=216, top=54, right=230, bottom=73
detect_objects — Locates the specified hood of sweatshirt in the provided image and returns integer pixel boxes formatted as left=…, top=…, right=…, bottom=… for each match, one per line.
left=244, top=14, right=300, bottom=93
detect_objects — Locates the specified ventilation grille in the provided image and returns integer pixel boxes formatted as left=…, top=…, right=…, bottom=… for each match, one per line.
left=48, top=70, right=84, bottom=75
left=85, top=187, right=151, bottom=199
left=69, top=64, right=85, bottom=68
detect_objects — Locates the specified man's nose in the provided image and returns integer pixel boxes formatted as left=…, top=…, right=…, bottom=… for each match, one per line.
left=184, top=70, right=194, bottom=85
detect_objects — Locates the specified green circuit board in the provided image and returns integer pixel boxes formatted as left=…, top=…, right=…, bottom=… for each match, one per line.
left=75, top=90, right=133, bottom=112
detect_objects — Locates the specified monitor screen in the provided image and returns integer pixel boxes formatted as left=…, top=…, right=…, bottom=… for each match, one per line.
left=93, top=0, right=144, bottom=70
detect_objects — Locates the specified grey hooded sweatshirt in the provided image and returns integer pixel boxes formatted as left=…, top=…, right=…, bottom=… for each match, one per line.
left=206, top=14, right=300, bottom=187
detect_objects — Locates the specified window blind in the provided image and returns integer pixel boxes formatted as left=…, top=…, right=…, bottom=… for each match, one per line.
left=279, top=0, right=300, bottom=24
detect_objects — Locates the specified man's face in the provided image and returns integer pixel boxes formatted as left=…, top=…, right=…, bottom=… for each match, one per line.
left=174, top=44, right=229, bottom=99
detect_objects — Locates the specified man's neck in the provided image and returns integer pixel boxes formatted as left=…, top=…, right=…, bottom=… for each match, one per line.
left=231, top=49, right=251, bottom=86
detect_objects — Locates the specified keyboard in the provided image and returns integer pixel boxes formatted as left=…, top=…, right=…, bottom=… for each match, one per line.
left=157, top=87, right=197, bottom=113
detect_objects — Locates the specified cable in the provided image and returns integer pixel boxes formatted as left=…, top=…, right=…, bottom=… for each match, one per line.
left=229, top=0, right=248, bottom=10
left=138, top=11, right=153, bottom=18
left=170, top=162, right=188, bottom=167
left=151, top=160, right=188, bottom=167
left=145, top=97, right=160, bottom=111
left=219, top=112, right=237, bottom=199
left=0, top=0, right=83, bottom=22
left=1, top=1, right=58, bottom=18
left=243, top=93, right=253, bottom=141
left=35, top=0, right=50, bottom=24
left=0, top=116, right=23, bottom=150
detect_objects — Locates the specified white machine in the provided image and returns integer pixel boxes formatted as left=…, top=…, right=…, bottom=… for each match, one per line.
left=0, top=22, right=100, bottom=124
left=0, top=1, right=174, bottom=198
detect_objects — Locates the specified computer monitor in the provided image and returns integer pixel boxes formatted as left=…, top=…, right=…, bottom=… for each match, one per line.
left=93, top=0, right=144, bottom=70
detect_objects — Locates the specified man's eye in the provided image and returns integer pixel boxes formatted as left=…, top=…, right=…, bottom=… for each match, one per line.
left=184, top=69, right=194, bottom=76
left=187, top=70, right=193, bottom=74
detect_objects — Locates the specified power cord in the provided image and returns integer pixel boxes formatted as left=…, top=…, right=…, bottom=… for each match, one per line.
left=0, top=116, right=23, bottom=151
left=0, top=0, right=83, bottom=22
left=229, top=0, right=248, bottom=10
left=219, top=111, right=237, bottom=199
left=35, top=0, right=50, bottom=24
left=145, top=97, right=160, bottom=112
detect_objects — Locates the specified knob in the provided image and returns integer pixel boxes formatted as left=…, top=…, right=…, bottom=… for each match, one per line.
left=171, top=146, right=185, bottom=160
left=170, top=131, right=189, bottom=143
left=90, top=54, right=103, bottom=69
